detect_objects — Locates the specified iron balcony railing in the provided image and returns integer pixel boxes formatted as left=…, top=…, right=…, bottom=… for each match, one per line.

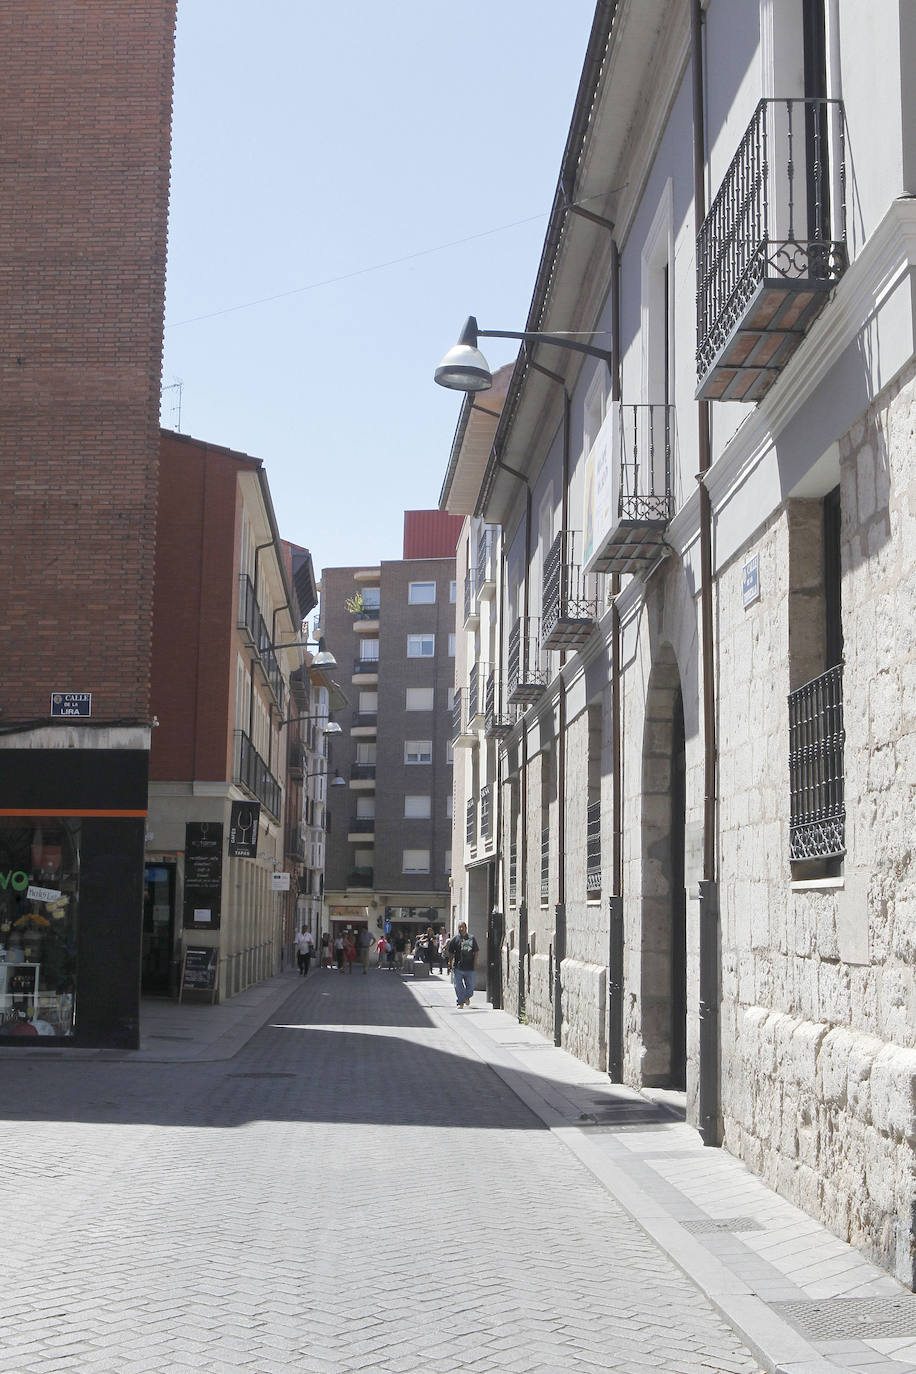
left=477, top=525, right=497, bottom=592
left=696, top=97, right=847, bottom=391
left=617, top=403, right=674, bottom=526
left=463, top=568, right=479, bottom=625
left=287, top=739, right=307, bottom=776
left=788, top=664, right=845, bottom=860
left=451, top=688, right=473, bottom=743
left=468, top=661, right=487, bottom=723
left=285, top=825, right=305, bottom=862
left=351, top=710, right=378, bottom=729
left=353, top=656, right=379, bottom=674
left=348, top=817, right=375, bottom=834
left=350, top=762, right=376, bottom=781
left=235, top=730, right=281, bottom=821
left=466, top=796, right=477, bottom=847
left=585, top=405, right=675, bottom=575
left=507, top=616, right=548, bottom=705
left=480, top=784, right=492, bottom=841
left=237, top=574, right=286, bottom=714
left=347, top=867, right=373, bottom=888
left=540, top=826, right=550, bottom=904
left=541, top=531, right=599, bottom=651
left=485, top=671, right=514, bottom=738
left=586, top=800, right=601, bottom=895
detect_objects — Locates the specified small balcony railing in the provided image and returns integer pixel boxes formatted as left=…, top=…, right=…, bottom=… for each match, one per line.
left=347, top=867, right=373, bottom=888
left=485, top=672, right=514, bottom=738
left=697, top=97, right=847, bottom=402
left=788, top=663, right=845, bottom=861
left=348, top=817, right=375, bottom=834
left=237, top=574, right=286, bottom=714
left=451, top=689, right=474, bottom=746
left=350, top=762, right=376, bottom=781
left=285, top=825, right=306, bottom=862
left=287, top=739, right=306, bottom=776
left=235, top=730, right=282, bottom=821
left=540, top=826, right=550, bottom=904
left=353, top=656, right=379, bottom=675
left=541, top=531, right=599, bottom=651
left=586, top=800, right=601, bottom=895
left=463, top=569, right=479, bottom=626
left=468, top=661, right=486, bottom=724
left=507, top=616, right=547, bottom=705
left=584, top=404, right=675, bottom=576
left=466, top=796, right=477, bottom=847
left=480, top=784, right=492, bottom=841
left=477, top=526, right=497, bottom=597
left=351, top=710, right=378, bottom=731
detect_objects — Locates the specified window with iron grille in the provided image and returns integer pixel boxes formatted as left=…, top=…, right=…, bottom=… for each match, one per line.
left=540, top=826, right=550, bottom=904
left=466, top=796, right=477, bottom=847
left=586, top=800, right=601, bottom=896
left=508, top=842, right=517, bottom=905
left=480, top=784, right=491, bottom=839
left=789, top=664, right=845, bottom=861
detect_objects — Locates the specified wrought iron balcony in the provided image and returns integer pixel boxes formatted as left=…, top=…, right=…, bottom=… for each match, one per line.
left=285, top=825, right=306, bottom=862
left=466, top=796, right=477, bottom=847
left=349, top=762, right=376, bottom=782
left=789, top=663, right=845, bottom=860
left=348, top=817, right=376, bottom=834
left=697, top=97, right=847, bottom=402
left=234, top=730, right=281, bottom=821
left=287, top=739, right=307, bottom=777
left=352, top=657, right=379, bottom=678
left=351, top=710, right=377, bottom=736
left=480, top=784, right=492, bottom=840
left=586, top=800, right=601, bottom=895
left=477, top=526, right=497, bottom=599
left=583, top=404, right=674, bottom=576
left=507, top=617, right=547, bottom=705
left=347, top=867, right=374, bottom=888
left=463, top=569, right=479, bottom=627
left=468, top=661, right=487, bottom=726
left=485, top=672, right=514, bottom=739
left=237, top=574, right=287, bottom=714
left=451, top=689, right=475, bottom=746
left=541, top=531, right=599, bottom=651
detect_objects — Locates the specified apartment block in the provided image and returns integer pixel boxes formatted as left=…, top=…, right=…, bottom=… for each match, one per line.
left=322, top=513, right=461, bottom=942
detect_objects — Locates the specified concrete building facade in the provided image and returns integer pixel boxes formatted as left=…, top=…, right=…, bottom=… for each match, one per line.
left=322, top=513, right=461, bottom=943
left=439, top=0, right=916, bottom=1284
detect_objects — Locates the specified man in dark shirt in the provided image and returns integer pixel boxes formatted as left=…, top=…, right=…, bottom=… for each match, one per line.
left=447, top=922, right=479, bottom=1008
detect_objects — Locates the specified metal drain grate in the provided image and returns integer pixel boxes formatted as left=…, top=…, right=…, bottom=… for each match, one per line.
left=149, top=1034, right=193, bottom=1042
left=227, top=1071, right=297, bottom=1079
left=773, top=1297, right=916, bottom=1341
left=681, top=1217, right=764, bottom=1234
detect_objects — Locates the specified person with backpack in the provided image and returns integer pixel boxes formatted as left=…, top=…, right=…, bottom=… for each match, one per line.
left=447, top=922, right=479, bottom=1008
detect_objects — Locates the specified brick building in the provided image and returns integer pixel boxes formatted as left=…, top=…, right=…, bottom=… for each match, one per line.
left=321, top=512, right=461, bottom=946
left=0, top=2, right=176, bottom=1046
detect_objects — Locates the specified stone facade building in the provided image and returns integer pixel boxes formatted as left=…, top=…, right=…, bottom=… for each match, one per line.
left=438, top=0, right=916, bottom=1284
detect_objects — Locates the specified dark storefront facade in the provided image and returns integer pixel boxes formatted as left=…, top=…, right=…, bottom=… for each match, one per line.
left=0, top=748, right=148, bottom=1049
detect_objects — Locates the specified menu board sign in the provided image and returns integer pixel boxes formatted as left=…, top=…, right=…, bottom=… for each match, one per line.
left=183, top=822, right=223, bottom=929
left=228, top=801, right=260, bottom=858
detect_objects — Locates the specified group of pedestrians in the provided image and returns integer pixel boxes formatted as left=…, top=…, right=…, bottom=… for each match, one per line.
left=292, top=920, right=479, bottom=1007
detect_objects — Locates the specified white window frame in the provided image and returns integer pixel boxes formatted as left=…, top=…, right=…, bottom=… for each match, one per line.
left=408, top=581, right=436, bottom=604
left=407, top=633, right=435, bottom=657
left=405, top=740, right=432, bottom=765
left=359, top=638, right=379, bottom=662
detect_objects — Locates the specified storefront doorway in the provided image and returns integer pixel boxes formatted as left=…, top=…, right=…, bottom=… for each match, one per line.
left=142, top=863, right=175, bottom=995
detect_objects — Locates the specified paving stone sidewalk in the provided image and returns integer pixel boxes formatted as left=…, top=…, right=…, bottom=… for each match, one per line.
left=0, top=968, right=912, bottom=1374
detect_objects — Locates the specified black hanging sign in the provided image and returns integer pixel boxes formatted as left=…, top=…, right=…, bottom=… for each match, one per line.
left=183, top=821, right=223, bottom=929
left=228, top=800, right=260, bottom=858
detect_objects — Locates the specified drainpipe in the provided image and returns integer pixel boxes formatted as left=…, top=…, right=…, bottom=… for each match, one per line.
left=554, top=384, right=572, bottom=1047
left=608, top=235, right=625, bottom=1082
left=692, top=0, right=721, bottom=1148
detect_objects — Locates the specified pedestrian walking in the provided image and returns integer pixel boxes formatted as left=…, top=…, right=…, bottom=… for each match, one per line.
left=333, top=932, right=345, bottom=971
left=320, top=931, right=330, bottom=968
left=447, top=922, right=479, bottom=1008
left=343, top=930, right=357, bottom=974
left=294, top=925, right=314, bottom=976
left=376, top=934, right=389, bottom=967
left=357, top=926, right=373, bottom=974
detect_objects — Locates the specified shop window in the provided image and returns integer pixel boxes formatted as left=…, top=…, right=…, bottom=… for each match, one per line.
left=0, top=818, right=79, bottom=1038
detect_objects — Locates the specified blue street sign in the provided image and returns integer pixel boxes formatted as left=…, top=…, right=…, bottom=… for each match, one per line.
left=384, top=920, right=392, bottom=934
left=50, top=692, right=92, bottom=718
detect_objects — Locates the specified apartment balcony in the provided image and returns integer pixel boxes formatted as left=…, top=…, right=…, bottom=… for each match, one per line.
left=351, top=710, right=377, bottom=738
left=477, top=526, right=498, bottom=601
left=485, top=672, right=514, bottom=739
left=349, top=762, right=376, bottom=790
left=586, top=800, right=601, bottom=896
left=352, top=657, right=379, bottom=685
left=696, top=97, right=847, bottom=402
left=463, top=568, right=479, bottom=628
left=287, top=738, right=307, bottom=777
left=789, top=663, right=845, bottom=861
left=507, top=617, right=548, bottom=706
left=583, top=404, right=674, bottom=577
left=347, top=817, right=375, bottom=842
left=466, top=796, right=477, bottom=848
left=285, top=825, right=306, bottom=862
left=234, top=730, right=282, bottom=821
left=451, top=689, right=475, bottom=747
left=541, top=531, right=599, bottom=652
left=237, top=573, right=287, bottom=715
left=467, top=661, right=486, bottom=728
left=480, top=784, right=492, bottom=841
left=347, top=867, right=374, bottom=888
left=352, top=610, right=380, bottom=632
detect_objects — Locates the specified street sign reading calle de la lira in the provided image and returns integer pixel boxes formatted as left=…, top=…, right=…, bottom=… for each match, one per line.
left=50, top=692, right=92, bottom=718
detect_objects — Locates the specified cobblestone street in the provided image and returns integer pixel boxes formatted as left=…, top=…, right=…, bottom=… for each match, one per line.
left=0, top=970, right=764, bottom=1374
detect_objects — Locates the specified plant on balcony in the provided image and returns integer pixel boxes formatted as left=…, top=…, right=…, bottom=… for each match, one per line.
left=345, top=592, right=365, bottom=616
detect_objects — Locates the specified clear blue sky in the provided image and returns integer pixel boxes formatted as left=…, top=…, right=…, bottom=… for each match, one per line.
left=161, top=1, right=596, bottom=581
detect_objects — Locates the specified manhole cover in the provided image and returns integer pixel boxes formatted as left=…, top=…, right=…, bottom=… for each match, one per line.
left=773, top=1297, right=916, bottom=1340
left=681, top=1217, right=764, bottom=1234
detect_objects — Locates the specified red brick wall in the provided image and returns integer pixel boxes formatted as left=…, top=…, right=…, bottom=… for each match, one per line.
left=0, top=2, right=176, bottom=723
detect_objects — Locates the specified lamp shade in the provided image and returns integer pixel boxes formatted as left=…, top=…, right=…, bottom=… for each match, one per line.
left=434, top=315, right=493, bottom=392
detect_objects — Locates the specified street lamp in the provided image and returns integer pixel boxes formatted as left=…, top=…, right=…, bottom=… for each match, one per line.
left=434, top=315, right=612, bottom=392
left=280, top=714, right=342, bottom=735
left=306, top=769, right=347, bottom=787
left=271, top=635, right=338, bottom=669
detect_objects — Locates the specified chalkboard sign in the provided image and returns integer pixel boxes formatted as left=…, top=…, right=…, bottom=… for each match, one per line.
left=183, top=822, right=223, bottom=929
left=179, top=945, right=219, bottom=1003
